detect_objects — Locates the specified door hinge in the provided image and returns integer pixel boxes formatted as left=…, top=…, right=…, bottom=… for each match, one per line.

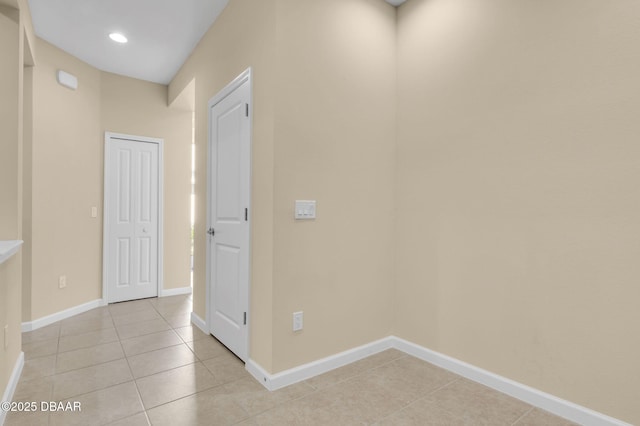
left=245, top=103, right=249, bottom=117
left=245, top=208, right=248, bottom=221
left=243, top=312, right=247, bottom=325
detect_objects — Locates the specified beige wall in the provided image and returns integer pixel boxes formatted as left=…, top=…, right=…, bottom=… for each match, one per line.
left=0, top=8, right=20, bottom=239
left=271, top=0, right=396, bottom=371
left=29, top=39, right=103, bottom=319
left=25, top=39, right=193, bottom=321
left=100, top=72, right=192, bottom=291
left=169, top=0, right=396, bottom=373
left=0, top=3, right=27, bottom=404
left=396, top=0, right=640, bottom=423
left=169, top=0, right=277, bottom=371
left=0, top=6, right=22, bottom=400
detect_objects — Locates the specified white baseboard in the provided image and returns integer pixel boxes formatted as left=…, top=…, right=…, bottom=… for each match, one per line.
left=389, top=336, right=630, bottom=426
left=246, top=336, right=629, bottom=426
left=1, top=351, right=24, bottom=425
left=190, top=312, right=207, bottom=334
left=246, top=337, right=394, bottom=391
left=21, top=299, right=104, bottom=332
left=160, top=286, right=192, bottom=297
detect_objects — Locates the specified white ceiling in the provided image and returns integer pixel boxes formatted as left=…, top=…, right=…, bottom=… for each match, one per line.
left=28, top=0, right=405, bottom=86
left=28, top=0, right=229, bottom=84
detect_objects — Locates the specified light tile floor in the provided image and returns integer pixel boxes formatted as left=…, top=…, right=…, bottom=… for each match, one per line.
left=6, top=295, right=577, bottom=425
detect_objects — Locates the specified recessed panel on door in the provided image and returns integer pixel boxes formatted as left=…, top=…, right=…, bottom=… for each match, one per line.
left=216, top=104, right=244, bottom=222
left=214, top=244, right=241, bottom=327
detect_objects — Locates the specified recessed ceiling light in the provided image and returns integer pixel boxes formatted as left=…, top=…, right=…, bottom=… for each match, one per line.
left=109, top=33, right=128, bottom=44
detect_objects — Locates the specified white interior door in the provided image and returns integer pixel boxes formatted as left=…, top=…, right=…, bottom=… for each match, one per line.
left=208, top=71, right=251, bottom=361
left=105, top=134, right=161, bottom=303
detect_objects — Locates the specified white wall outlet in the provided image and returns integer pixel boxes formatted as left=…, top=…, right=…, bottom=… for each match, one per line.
left=59, top=275, right=67, bottom=289
left=293, top=311, right=303, bottom=331
left=4, top=325, right=8, bottom=349
left=91, top=206, right=98, bottom=218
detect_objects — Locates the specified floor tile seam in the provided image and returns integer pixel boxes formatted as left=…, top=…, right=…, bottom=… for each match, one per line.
left=112, top=316, right=165, bottom=328
left=50, top=356, right=132, bottom=378
left=423, top=377, right=463, bottom=399
left=419, top=377, right=535, bottom=423
left=51, top=371, right=135, bottom=402
left=243, top=390, right=319, bottom=421
left=114, top=312, right=164, bottom=327
left=363, top=353, right=410, bottom=375
left=143, top=379, right=253, bottom=421
left=110, top=305, right=158, bottom=316
left=117, top=337, right=149, bottom=421
left=131, top=360, right=210, bottom=387
left=119, top=328, right=181, bottom=342
left=217, top=377, right=320, bottom=422
left=378, top=383, right=467, bottom=424
left=56, top=341, right=120, bottom=356
left=114, top=320, right=172, bottom=335
left=115, top=324, right=175, bottom=341
left=193, top=346, right=242, bottom=364
left=23, top=350, right=60, bottom=362
left=122, top=341, right=185, bottom=358
left=22, top=325, right=62, bottom=344
left=57, top=335, right=121, bottom=355
left=102, top=410, right=150, bottom=426
left=200, top=359, right=240, bottom=382
left=55, top=341, right=125, bottom=364
left=59, top=325, right=117, bottom=339
left=131, top=359, right=199, bottom=381
left=45, top=379, right=139, bottom=407
left=124, top=340, right=195, bottom=362
left=306, top=364, right=377, bottom=392
left=510, top=406, right=535, bottom=425
left=156, top=307, right=191, bottom=317
left=136, top=378, right=223, bottom=411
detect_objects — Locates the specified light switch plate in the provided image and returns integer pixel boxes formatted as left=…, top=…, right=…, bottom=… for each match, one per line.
left=293, top=311, right=303, bottom=331
left=294, top=200, right=316, bottom=220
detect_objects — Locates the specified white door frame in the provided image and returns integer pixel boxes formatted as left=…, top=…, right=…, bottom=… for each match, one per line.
left=206, top=67, right=253, bottom=359
left=102, top=132, right=164, bottom=304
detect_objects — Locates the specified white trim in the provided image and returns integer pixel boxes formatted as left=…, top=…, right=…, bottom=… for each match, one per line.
left=0, top=352, right=24, bottom=425
left=246, top=336, right=630, bottom=426
left=389, top=337, right=630, bottom=426
left=0, top=240, right=23, bottom=265
left=246, top=337, right=394, bottom=391
left=103, top=132, right=164, bottom=304
left=190, top=312, right=208, bottom=334
left=206, top=67, right=253, bottom=361
left=160, top=286, right=192, bottom=297
left=21, top=299, right=105, bottom=332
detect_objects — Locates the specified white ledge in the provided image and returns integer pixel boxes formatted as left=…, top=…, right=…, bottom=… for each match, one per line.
left=0, top=240, right=23, bottom=265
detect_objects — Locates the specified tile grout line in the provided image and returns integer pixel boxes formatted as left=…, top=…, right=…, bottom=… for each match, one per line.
left=117, top=315, right=152, bottom=426
left=511, top=406, right=535, bottom=426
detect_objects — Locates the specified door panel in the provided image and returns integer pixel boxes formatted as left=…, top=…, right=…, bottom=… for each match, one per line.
left=216, top=105, right=244, bottom=221
left=214, top=244, right=241, bottom=324
left=117, top=238, right=130, bottom=286
left=208, top=74, right=251, bottom=361
left=106, top=137, right=160, bottom=303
